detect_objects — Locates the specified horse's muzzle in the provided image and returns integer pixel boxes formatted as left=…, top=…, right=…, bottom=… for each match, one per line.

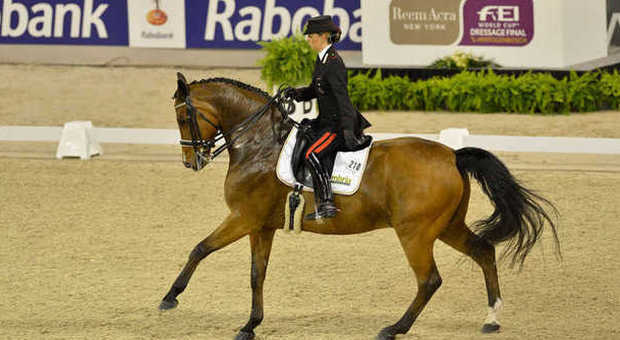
left=188, top=156, right=208, bottom=171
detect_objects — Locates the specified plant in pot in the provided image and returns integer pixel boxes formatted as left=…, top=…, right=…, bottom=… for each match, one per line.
left=430, top=51, right=500, bottom=70
left=258, top=33, right=317, bottom=119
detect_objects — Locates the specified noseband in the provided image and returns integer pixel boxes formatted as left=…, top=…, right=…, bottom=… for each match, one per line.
left=176, top=86, right=295, bottom=162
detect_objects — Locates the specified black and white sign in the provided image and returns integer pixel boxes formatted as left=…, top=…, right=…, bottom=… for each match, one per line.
left=608, top=0, right=620, bottom=46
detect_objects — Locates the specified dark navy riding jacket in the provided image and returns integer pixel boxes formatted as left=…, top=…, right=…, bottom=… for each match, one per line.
left=294, top=45, right=371, bottom=136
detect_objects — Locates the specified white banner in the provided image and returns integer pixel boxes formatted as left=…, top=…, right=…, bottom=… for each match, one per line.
left=128, top=0, right=186, bottom=48
left=362, top=0, right=607, bottom=68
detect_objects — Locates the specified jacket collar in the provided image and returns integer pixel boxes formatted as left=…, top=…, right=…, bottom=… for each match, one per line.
left=318, top=44, right=333, bottom=63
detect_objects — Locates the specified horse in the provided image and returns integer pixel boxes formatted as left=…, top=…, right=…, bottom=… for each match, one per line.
left=159, top=72, right=560, bottom=340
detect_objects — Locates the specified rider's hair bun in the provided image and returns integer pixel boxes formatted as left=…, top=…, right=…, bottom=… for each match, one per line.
left=329, top=30, right=342, bottom=44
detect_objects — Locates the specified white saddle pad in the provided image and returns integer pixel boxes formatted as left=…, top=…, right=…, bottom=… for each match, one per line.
left=276, top=127, right=372, bottom=196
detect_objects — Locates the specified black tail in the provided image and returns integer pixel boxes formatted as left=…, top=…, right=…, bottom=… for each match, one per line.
left=455, top=147, right=560, bottom=268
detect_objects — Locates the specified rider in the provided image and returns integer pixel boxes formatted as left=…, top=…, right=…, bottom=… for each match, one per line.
left=285, top=15, right=371, bottom=220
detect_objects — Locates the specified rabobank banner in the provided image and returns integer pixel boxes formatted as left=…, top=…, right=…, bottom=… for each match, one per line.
left=0, top=0, right=361, bottom=50
left=0, top=0, right=128, bottom=45
left=186, top=0, right=361, bottom=50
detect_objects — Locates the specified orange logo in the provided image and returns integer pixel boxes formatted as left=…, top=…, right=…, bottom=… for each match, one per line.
left=146, top=0, right=167, bottom=26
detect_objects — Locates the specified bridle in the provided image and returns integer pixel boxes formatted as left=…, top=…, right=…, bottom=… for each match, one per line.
left=175, top=85, right=296, bottom=165
left=175, top=98, right=219, bottom=166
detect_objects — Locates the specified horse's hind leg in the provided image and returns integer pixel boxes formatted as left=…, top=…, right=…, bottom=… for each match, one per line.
left=439, top=220, right=503, bottom=333
left=377, top=229, right=442, bottom=340
left=235, top=228, right=276, bottom=340
left=159, top=214, right=253, bottom=310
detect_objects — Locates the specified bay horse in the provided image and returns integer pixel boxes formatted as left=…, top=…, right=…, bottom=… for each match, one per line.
left=160, top=73, right=560, bottom=340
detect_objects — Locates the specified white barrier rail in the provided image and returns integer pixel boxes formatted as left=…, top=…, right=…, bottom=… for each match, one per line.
left=1, top=125, right=620, bottom=155
left=464, top=135, right=620, bottom=154
left=0, top=126, right=179, bottom=144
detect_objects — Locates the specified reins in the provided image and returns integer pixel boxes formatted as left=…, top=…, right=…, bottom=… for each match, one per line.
left=177, top=85, right=296, bottom=161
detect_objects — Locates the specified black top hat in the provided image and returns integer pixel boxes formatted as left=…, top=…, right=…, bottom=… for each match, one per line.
left=303, top=15, right=340, bottom=35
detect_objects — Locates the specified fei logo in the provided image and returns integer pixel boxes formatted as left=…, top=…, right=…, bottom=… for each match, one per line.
left=460, top=0, right=534, bottom=46
left=478, top=6, right=520, bottom=22
left=0, top=0, right=128, bottom=45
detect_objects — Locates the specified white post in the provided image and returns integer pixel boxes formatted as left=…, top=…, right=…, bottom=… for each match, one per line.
left=439, top=128, right=470, bottom=150
left=56, top=121, right=103, bottom=160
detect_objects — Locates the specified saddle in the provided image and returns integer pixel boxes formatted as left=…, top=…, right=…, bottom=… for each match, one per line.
left=276, top=123, right=372, bottom=195
left=284, top=119, right=373, bottom=193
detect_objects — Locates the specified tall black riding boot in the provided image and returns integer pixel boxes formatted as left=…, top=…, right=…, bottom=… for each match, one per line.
left=305, top=153, right=339, bottom=220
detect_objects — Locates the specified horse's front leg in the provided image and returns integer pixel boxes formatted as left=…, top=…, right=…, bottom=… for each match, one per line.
left=235, top=228, right=277, bottom=340
left=159, top=213, right=253, bottom=310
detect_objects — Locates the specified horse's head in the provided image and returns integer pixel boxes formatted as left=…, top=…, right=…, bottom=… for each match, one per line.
left=173, top=73, right=295, bottom=171
left=173, top=72, right=222, bottom=171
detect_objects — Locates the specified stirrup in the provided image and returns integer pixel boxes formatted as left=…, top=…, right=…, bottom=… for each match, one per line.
left=305, top=202, right=339, bottom=220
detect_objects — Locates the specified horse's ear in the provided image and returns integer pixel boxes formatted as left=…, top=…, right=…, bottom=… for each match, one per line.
left=176, top=72, right=189, bottom=99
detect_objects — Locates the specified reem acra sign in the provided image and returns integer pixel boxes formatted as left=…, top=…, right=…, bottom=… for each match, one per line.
left=390, top=0, right=460, bottom=45
left=389, top=0, right=534, bottom=47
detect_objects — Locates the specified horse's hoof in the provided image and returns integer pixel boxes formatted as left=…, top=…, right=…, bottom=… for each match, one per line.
left=376, top=328, right=396, bottom=340
left=158, top=298, right=178, bottom=310
left=481, top=322, right=501, bottom=333
left=234, top=330, right=255, bottom=340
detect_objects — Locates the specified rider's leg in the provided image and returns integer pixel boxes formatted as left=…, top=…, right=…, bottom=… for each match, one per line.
left=306, top=152, right=326, bottom=209
left=305, top=152, right=339, bottom=220
left=303, top=129, right=340, bottom=220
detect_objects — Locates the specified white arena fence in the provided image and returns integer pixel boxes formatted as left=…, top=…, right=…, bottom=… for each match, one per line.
left=1, top=125, right=620, bottom=155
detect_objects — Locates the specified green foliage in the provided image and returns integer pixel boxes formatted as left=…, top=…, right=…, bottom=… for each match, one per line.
left=348, top=70, right=385, bottom=111
left=565, top=71, right=602, bottom=112
left=348, top=70, right=620, bottom=114
left=257, top=33, right=315, bottom=89
left=430, top=51, right=501, bottom=70
left=255, top=35, right=620, bottom=114
left=599, top=70, right=620, bottom=110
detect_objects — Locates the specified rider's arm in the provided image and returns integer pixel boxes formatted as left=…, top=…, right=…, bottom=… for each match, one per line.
left=293, top=83, right=317, bottom=102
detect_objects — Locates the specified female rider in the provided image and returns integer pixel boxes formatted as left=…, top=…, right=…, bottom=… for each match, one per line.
left=286, top=15, right=371, bottom=220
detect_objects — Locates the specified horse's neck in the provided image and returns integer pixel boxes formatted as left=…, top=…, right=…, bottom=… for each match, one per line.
left=221, top=104, right=291, bottom=168
left=198, top=82, right=291, bottom=168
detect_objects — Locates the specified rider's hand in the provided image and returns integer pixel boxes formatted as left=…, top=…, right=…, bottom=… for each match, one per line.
left=343, top=130, right=371, bottom=151
left=282, top=87, right=297, bottom=100
left=343, top=130, right=360, bottom=150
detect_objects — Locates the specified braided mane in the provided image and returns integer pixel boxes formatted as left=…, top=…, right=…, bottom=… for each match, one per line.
left=189, top=77, right=273, bottom=101
left=182, top=77, right=292, bottom=143
left=174, top=76, right=291, bottom=143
